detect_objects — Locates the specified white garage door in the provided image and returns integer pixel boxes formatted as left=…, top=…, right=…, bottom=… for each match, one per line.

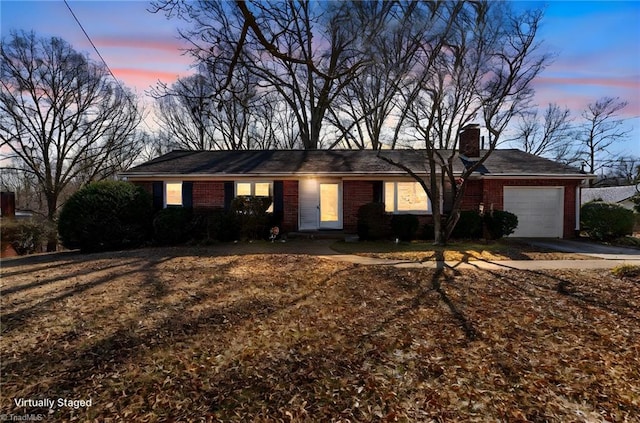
left=503, top=187, right=564, bottom=238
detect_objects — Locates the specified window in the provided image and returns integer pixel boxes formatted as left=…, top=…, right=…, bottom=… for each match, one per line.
left=235, top=181, right=273, bottom=212
left=165, top=182, right=182, bottom=206
left=384, top=181, right=429, bottom=213
left=235, top=181, right=272, bottom=197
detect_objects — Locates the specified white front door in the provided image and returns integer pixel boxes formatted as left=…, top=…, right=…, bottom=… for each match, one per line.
left=298, top=180, right=342, bottom=230
left=319, top=182, right=342, bottom=229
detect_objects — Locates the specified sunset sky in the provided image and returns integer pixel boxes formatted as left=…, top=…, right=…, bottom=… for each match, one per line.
left=2, top=0, right=639, bottom=158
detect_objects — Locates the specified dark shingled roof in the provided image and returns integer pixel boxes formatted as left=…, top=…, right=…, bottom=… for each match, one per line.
left=122, top=149, right=586, bottom=177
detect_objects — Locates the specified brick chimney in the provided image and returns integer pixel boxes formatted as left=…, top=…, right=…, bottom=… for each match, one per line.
left=459, top=124, right=480, bottom=158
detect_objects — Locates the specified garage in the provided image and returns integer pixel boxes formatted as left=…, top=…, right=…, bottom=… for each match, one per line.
left=503, top=187, right=564, bottom=238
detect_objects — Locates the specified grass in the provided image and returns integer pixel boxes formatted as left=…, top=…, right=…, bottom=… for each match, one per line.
left=1, top=247, right=639, bottom=421
left=331, top=238, right=590, bottom=262
left=612, top=264, right=640, bottom=279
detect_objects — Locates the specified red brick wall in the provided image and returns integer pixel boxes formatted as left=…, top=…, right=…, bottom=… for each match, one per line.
left=460, top=180, right=483, bottom=211
left=482, top=179, right=580, bottom=238
left=343, top=181, right=375, bottom=232
left=192, top=181, right=225, bottom=208
left=282, top=180, right=299, bottom=232
left=132, top=181, right=153, bottom=195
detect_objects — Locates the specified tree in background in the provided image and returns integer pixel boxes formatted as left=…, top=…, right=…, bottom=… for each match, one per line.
left=152, top=0, right=388, bottom=149
left=153, top=73, right=219, bottom=150
left=608, top=157, right=640, bottom=185
left=0, top=31, right=142, bottom=227
left=577, top=97, right=630, bottom=186
left=509, top=103, right=576, bottom=161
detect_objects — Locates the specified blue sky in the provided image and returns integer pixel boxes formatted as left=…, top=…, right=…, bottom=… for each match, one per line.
left=1, top=0, right=639, bottom=157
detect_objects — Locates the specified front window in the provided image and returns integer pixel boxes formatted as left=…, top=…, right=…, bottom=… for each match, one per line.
left=235, top=181, right=273, bottom=212
left=165, top=182, right=182, bottom=206
left=384, top=181, right=429, bottom=213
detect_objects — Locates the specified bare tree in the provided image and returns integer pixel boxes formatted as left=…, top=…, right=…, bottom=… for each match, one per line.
left=608, top=157, right=640, bottom=185
left=378, top=1, right=548, bottom=244
left=327, top=1, right=428, bottom=150
left=510, top=103, right=574, bottom=158
left=153, top=73, right=219, bottom=150
left=152, top=0, right=382, bottom=149
left=0, top=31, right=142, bottom=224
left=578, top=97, right=630, bottom=186
left=247, top=91, right=301, bottom=149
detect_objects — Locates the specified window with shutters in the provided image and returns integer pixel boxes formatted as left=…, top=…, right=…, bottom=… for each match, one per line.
left=235, top=181, right=273, bottom=212
left=165, top=182, right=183, bottom=206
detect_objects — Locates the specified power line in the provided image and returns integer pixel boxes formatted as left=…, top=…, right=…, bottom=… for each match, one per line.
left=62, top=0, right=153, bottom=133
left=63, top=0, right=120, bottom=86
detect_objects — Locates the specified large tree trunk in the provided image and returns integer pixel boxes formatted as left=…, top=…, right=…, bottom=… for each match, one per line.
left=46, top=194, right=58, bottom=252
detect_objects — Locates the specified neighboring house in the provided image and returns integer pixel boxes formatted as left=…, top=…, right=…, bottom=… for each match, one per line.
left=581, top=184, right=639, bottom=210
left=121, top=127, right=592, bottom=238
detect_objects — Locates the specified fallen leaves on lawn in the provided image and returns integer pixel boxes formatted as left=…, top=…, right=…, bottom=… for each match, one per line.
left=1, top=248, right=639, bottom=422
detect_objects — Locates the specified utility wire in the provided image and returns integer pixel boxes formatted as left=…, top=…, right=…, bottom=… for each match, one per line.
left=63, top=0, right=152, bottom=132
left=63, top=0, right=120, bottom=87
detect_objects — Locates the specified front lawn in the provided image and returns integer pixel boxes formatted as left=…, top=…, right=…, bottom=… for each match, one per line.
left=1, top=248, right=638, bottom=421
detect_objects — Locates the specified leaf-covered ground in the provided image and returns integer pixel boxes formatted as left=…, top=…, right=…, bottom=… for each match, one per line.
left=1, top=248, right=639, bottom=422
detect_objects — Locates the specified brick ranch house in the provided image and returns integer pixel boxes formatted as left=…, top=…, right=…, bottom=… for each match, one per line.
left=122, top=127, right=592, bottom=238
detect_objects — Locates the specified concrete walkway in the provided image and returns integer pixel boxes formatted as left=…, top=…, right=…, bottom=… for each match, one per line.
left=214, top=238, right=640, bottom=270
left=3, top=238, right=639, bottom=271
left=313, top=238, right=640, bottom=270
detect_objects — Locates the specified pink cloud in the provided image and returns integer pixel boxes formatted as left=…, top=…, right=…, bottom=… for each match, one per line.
left=94, top=35, right=188, bottom=53
left=111, top=67, right=191, bottom=91
left=534, top=76, right=639, bottom=90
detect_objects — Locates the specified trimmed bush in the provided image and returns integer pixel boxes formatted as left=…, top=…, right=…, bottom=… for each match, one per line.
left=581, top=201, right=634, bottom=241
left=231, top=196, right=272, bottom=240
left=58, top=181, right=153, bottom=252
left=450, top=211, right=483, bottom=239
left=448, top=209, right=518, bottom=240
left=484, top=210, right=518, bottom=240
left=153, top=207, right=194, bottom=245
left=1, top=218, right=56, bottom=255
left=391, top=214, right=420, bottom=241
left=357, top=202, right=388, bottom=241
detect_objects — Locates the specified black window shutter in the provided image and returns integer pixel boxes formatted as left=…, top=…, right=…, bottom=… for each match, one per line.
left=224, top=181, right=234, bottom=211
left=182, top=182, right=193, bottom=208
left=373, top=181, right=383, bottom=203
left=273, top=181, right=284, bottom=213
left=152, top=181, right=163, bottom=210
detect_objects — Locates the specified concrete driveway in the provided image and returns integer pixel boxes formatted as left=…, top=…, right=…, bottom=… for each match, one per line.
left=516, top=238, right=640, bottom=260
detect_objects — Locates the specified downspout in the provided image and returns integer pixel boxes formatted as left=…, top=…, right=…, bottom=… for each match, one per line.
left=575, top=184, right=581, bottom=237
